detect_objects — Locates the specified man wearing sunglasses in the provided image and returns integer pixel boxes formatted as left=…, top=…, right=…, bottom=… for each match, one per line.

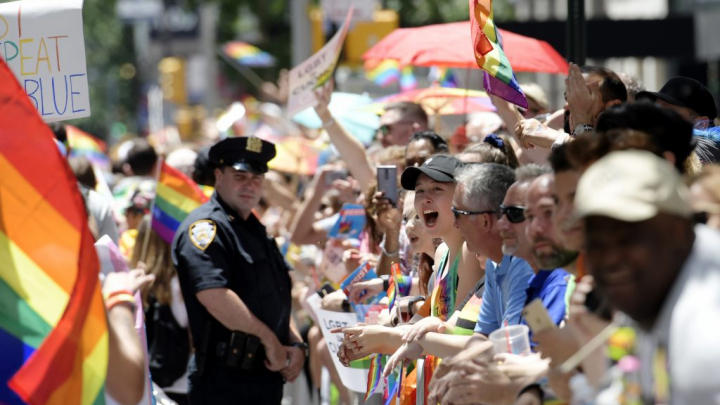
left=377, top=102, right=429, bottom=148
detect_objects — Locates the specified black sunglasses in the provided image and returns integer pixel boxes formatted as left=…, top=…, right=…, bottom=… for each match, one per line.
left=693, top=211, right=708, bottom=225
left=451, top=206, right=496, bottom=220
left=499, top=205, right=526, bottom=224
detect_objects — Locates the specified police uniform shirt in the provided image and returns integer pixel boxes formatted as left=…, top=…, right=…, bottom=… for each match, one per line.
left=171, top=192, right=292, bottom=365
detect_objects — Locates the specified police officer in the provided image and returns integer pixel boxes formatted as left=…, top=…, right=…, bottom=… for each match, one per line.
left=172, top=137, right=307, bottom=404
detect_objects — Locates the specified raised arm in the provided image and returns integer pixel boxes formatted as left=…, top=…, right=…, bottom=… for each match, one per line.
left=313, top=81, right=375, bottom=190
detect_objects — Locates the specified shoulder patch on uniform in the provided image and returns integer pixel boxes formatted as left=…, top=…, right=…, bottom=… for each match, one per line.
left=189, top=220, right=217, bottom=251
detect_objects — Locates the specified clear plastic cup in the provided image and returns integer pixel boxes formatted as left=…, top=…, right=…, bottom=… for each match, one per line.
left=488, top=324, right=531, bottom=356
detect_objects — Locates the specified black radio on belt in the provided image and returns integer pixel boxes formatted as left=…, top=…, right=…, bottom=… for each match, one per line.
left=216, top=331, right=262, bottom=371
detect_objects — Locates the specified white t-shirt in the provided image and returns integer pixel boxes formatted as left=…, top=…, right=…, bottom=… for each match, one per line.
left=643, top=225, right=720, bottom=404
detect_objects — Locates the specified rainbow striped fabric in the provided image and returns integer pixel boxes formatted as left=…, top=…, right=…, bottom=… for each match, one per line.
left=152, top=162, right=210, bottom=244
left=223, top=41, right=276, bottom=67
left=399, top=66, right=417, bottom=91
left=0, top=60, right=108, bottom=405
left=366, top=59, right=401, bottom=87
left=429, top=67, right=459, bottom=88
left=364, top=354, right=383, bottom=402
left=470, top=0, right=528, bottom=108
left=387, top=264, right=412, bottom=312
left=66, top=125, right=110, bottom=169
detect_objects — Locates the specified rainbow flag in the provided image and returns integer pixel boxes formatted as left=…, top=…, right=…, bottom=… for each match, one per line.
left=66, top=125, right=110, bottom=169
left=386, top=273, right=397, bottom=311
left=223, top=41, right=276, bottom=67
left=364, top=354, right=383, bottom=402
left=469, top=0, right=528, bottom=108
left=152, top=161, right=209, bottom=244
left=366, top=59, right=401, bottom=87
left=387, top=264, right=412, bottom=311
left=0, top=60, right=108, bottom=405
left=400, top=66, right=417, bottom=91
left=429, top=67, right=459, bottom=88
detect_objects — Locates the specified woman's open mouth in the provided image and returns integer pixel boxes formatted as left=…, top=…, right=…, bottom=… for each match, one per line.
left=423, top=210, right=439, bottom=227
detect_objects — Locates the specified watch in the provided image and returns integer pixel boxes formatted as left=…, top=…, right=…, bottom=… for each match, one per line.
left=291, top=342, right=309, bottom=357
left=572, top=124, right=594, bottom=137
left=407, top=296, right=426, bottom=318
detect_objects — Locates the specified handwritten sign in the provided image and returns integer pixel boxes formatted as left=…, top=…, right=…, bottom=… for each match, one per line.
left=0, top=0, right=90, bottom=122
left=316, top=308, right=372, bottom=393
left=287, top=8, right=353, bottom=117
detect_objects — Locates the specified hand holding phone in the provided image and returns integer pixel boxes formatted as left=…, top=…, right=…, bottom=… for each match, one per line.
left=377, top=165, right=398, bottom=206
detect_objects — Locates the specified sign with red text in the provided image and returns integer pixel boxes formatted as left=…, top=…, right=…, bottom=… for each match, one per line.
left=0, top=0, right=90, bottom=122
left=287, top=7, right=353, bottom=117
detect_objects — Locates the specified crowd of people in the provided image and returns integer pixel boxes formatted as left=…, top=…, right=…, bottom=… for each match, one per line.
left=55, top=60, right=720, bottom=405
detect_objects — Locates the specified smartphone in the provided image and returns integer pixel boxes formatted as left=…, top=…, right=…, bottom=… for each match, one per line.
left=325, top=169, right=348, bottom=186
left=377, top=165, right=398, bottom=206
left=522, top=299, right=557, bottom=334
left=584, top=288, right=613, bottom=321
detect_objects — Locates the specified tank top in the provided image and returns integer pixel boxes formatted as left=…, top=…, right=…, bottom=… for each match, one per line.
left=429, top=249, right=460, bottom=321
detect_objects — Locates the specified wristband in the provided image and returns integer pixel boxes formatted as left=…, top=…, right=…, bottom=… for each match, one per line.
left=106, top=294, right=136, bottom=311
left=103, top=289, right=134, bottom=301
left=381, top=245, right=399, bottom=258
left=407, top=296, right=426, bottom=318
left=322, top=117, right=335, bottom=128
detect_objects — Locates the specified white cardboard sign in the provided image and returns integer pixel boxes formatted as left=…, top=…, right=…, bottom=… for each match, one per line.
left=287, top=8, right=353, bottom=117
left=0, top=0, right=91, bottom=122
left=315, top=308, right=371, bottom=393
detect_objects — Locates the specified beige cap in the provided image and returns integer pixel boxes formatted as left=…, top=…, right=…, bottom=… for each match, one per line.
left=520, top=83, right=549, bottom=110
left=575, top=150, right=692, bottom=222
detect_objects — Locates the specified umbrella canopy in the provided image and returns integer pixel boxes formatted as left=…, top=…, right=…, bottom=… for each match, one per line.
left=268, top=137, right=326, bottom=176
left=363, top=21, right=568, bottom=75
left=366, top=87, right=495, bottom=116
left=292, top=92, right=379, bottom=146
left=222, top=41, right=276, bottom=67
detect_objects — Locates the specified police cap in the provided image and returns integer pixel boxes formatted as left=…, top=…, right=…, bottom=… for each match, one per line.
left=209, top=136, right=276, bottom=174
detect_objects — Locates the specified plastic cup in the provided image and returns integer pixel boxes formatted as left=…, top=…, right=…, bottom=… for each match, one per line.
left=488, top=324, right=531, bottom=356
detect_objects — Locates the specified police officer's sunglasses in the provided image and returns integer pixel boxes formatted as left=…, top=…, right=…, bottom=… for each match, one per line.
left=499, top=205, right=526, bottom=224
left=451, top=207, right=496, bottom=220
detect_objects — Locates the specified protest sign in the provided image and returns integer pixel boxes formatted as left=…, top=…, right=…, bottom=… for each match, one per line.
left=319, top=241, right=348, bottom=285
left=328, top=203, right=366, bottom=240
left=315, top=308, right=373, bottom=393
left=0, top=0, right=90, bottom=122
left=287, top=8, right=353, bottom=116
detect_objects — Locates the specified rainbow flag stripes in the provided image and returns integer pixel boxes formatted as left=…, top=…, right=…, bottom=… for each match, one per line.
left=152, top=162, right=210, bottom=244
left=364, top=354, right=383, bottom=402
left=0, top=60, right=108, bottom=405
left=66, top=125, right=110, bottom=169
left=223, top=41, right=276, bottom=67
left=366, top=59, right=401, bottom=87
left=399, top=66, right=417, bottom=91
left=469, top=0, right=528, bottom=108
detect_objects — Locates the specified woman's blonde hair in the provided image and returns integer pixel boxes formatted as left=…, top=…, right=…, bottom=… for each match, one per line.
left=131, top=216, right=176, bottom=306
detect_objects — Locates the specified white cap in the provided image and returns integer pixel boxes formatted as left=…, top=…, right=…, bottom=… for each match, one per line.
left=575, top=150, right=692, bottom=222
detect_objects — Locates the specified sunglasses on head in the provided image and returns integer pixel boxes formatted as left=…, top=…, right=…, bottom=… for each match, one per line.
left=499, top=205, right=526, bottom=223
left=451, top=206, right=496, bottom=220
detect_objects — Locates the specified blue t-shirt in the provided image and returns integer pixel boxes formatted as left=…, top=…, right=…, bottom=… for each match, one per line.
left=521, top=269, right=574, bottom=346
left=474, top=255, right=534, bottom=335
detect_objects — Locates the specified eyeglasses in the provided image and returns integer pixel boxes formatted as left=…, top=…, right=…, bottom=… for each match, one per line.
left=378, top=121, right=412, bottom=137
left=451, top=206, right=496, bottom=220
left=693, top=211, right=708, bottom=225
left=499, top=205, right=526, bottom=224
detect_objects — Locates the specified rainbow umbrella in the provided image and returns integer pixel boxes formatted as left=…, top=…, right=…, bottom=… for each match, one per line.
left=222, top=41, right=276, bottom=67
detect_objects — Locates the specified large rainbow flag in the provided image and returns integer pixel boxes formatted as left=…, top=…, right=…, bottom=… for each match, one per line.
left=0, top=60, right=108, bottom=405
left=152, top=162, right=209, bottom=244
left=469, top=0, right=528, bottom=108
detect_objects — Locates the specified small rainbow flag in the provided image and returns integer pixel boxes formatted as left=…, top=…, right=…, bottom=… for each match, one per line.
left=387, top=264, right=412, bottom=311
left=152, top=162, right=209, bottom=244
left=429, top=67, right=459, bottom=88
left=400, top=66, right=417, bottom=91
left=470, top=0, right=528, bottom=108
left=66, top=125, right=110, bottom=169
left=366, top=59, right=401, bottom=87
left=223, top=41, right=276, bottom=67
left=0, top=59, right=108, bottom=405
left=364, top=354, right=383, bottom=402
left=386, top=272, right=397, bottom=311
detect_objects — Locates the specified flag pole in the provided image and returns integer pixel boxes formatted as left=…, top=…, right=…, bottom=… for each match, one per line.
left=141, top=157, right=163, bottom=264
